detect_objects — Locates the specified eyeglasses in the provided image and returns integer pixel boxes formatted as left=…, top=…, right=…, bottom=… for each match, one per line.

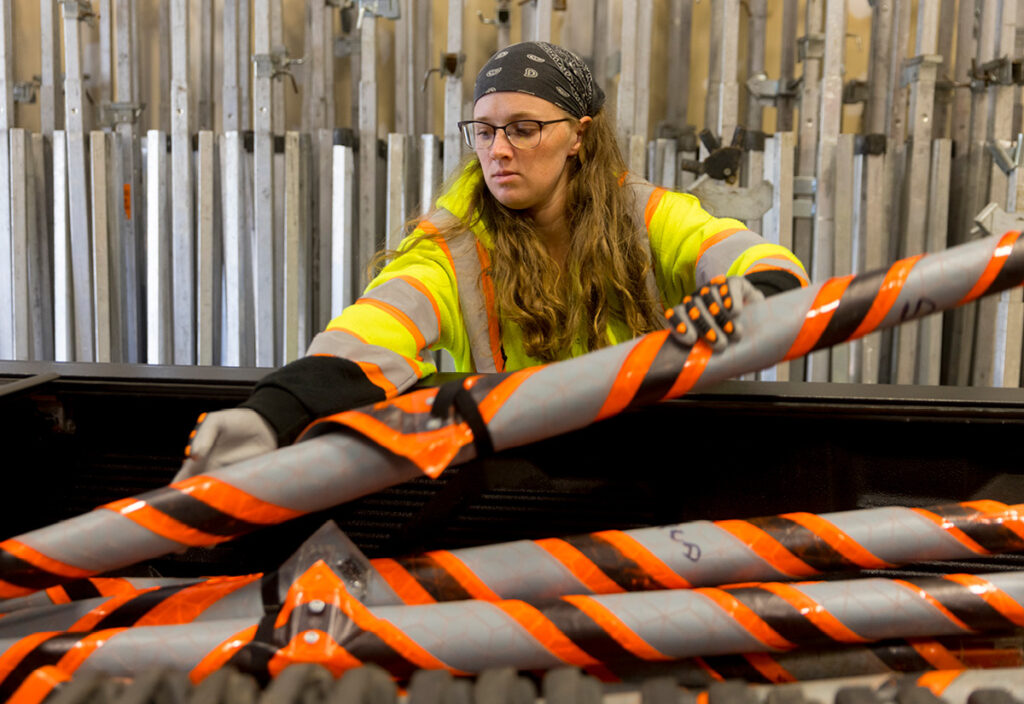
left=457, top=119, right=571, bottom=150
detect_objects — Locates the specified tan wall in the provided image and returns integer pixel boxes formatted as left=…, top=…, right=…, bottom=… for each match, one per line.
left=7, top=0, right=882, bottom=139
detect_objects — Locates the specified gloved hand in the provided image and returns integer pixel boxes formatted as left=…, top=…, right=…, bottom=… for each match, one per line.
left=665, top=275, right=764, bottom=352
left=174, top=408, right=278, bottom=482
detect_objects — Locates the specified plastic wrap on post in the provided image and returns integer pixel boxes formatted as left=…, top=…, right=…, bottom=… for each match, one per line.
left=2, top=231, right=1024, bottom=593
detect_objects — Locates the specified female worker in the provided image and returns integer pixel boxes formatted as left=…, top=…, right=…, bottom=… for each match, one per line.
left=179, top=42, right=807, bottom=478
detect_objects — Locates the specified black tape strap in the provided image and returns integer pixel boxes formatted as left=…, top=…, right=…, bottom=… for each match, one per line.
left=431, top=381, right=495, bottom=457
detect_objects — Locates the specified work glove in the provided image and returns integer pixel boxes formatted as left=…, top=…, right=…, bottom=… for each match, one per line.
left=665, top=275, right=764, bottom=352
left=174, top=408, right=277, bottom=482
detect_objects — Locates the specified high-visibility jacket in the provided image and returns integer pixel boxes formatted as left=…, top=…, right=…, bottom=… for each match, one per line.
left=243, top=166, right=807, bottom=445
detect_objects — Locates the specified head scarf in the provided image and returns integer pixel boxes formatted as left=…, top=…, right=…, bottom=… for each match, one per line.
left=472, top=41, right=605, bottom=119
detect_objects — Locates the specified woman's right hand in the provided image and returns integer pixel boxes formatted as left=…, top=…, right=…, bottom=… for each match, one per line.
left=174, top=408, right=278, bottom=482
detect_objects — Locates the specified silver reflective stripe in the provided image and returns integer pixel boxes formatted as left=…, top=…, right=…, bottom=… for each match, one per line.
left=626, top=175, right=669, bottom=322
left=362, top=277, right=441, bottom=348
left=743, top=254, right=808, bottom=280
left=306, top=329, right=419, bottom=394
left=430, top=209, right=500, bottom=373
left=695, top=229, right=766, bottom=285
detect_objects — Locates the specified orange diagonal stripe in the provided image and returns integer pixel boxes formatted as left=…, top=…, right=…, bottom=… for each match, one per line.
left=0, top=632, right=60, bottom=685
left=370, top=558, right=437, bottom=605
left=337, top=581, right=464, bottom=673
left=755, top=582, right=869, bottom=643
left=849, top=255, right=922, bottom=340
left=493, top=600, right=599, bottom=666
left=695, top=588, right=795, bottom=650
left=958, top=501, right=1024, bottom=544
left=134, top=575, right=261, bottom=627
left=892, top=580, right=974, bottom=632
left=477, top=366, right=544, bottom=422
left=426, top=551, right=501, bottom=601
left=916, top=670, right=963, bottom=696
left=664, top=340, right=712, bottom=399
left=8, top=665, right=71, bottom=704
left=779, top=512, right=894, bottom=569
left=69, top=590, right=157, bottom=632
left=535, top=539, right=625, bottom=595
left=562, top=595, right=671, bottom=661
left=101, top=498, right=227, bottom=547
left=784, top=274, right=855, bottom=360
left=592, top=530, right=692, bottom=590
left=714, top=520, right=818, bottom=579
left=55, top=628, right=126, bottom=674
left=171, top=476, right=303, bottom=526
left=906, top=638, right=967, bottom=671
left=0, top=540, right=93, bottom=580
left=910, top=508, right=989, bottom=555
left=942, top=573, right=1024, bottom=627
left=743, top=653, right=797, bottom=683
left=395, top=275, right=442, bottom=337
left=596, top=331, right=670, bottom=421
left=189, top=624, right=257, bottom=683
left=356, top=361, right=400, bottom=398
left=957, top=230, right=1022, bottom=305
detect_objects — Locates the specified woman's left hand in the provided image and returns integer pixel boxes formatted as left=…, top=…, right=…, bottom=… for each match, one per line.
left=665, top=275, right=764, bottom=352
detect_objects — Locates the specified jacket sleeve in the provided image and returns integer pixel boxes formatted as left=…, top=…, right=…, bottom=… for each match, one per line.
left=241, top=225, right=466, bottom=446
left=645, top=188, right=808, bottom=305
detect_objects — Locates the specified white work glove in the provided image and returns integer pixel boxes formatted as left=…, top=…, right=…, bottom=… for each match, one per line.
left=174, top=408, right=277, bottom=482
left=665, top=275, right=764, bottom=352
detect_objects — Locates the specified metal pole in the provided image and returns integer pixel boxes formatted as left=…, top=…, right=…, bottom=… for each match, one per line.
left=40, top=0, right=63, bottom=135
left=89, top=130, right=113, bottom=363
left=171, top=0, right=195, bottom=365
left=29, top=133, right=54, bottom=360
left=806, top=0, right=845, bottom=382
left=146, top=129, right=172, bottom=365
left=196, top=130, right=219, bottom=366
left=62, top=0, right=96, bottom=362
left=359, top=10, right=381, bottom=294
left=443, top=0, right=464, bottom=179
left=284, top=132, right=311, bottom=364
left=220, top=131, right=244, bottom=367
left=9, top=129, right=31, bottom=361
left=0, top=0, right=12, bottom=360
left=332, top=141, right=357, bottom=313
left=253, top=0, right=276, bottom=366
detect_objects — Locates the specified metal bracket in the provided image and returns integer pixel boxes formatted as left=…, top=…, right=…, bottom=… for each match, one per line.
left=685, top=175, right=774, bottom=221
left=58, top=0, right=97, bottom=26
left=900, top=54, right=942, bottom=88
left=746, top=73, right=798, bottom=106
left=422, top=52, right=465, bottom=92
left=101, top=101, right=145, bottom=126
left=792, top=175, right=817, bottom=217
left=972, top=202, right=1024, bottom=239
left=986, top=137, right=1022, bottom=176
left=13, top=78, right=41, bottom=105
left=478, top=0, right=511, bottom=26
left=356, top=0, right=400, bottom=19
left=253, top=48, right=305, bottom=93
left=842, top=79, right=869, bottom=105
left=970, top=56, right=1024, bottom=89
left=797, top=34, right=825, bottom=61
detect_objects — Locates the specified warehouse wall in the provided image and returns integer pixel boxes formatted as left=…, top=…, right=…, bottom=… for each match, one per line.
left=6, top=0, right=875, bottom=139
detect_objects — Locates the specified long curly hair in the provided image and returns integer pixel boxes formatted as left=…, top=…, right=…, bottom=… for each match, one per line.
left=382, top=110, right=663, bottom=363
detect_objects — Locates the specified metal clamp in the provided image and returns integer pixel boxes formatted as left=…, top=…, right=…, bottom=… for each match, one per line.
left=355, top=0, right=400, bottom=27
left=13, top=78, right=41, bottom=105
left=970, top=56, right=1024, bottom=89
left=101, top=101, right=145, bottom=126
left=422, top=52, right=465, bottom=92
left=58, top=0, right=97, bottom=25
left=253, top=48, right=305, bottom=93
left=478, top=1, right=511, bottom=27
left=797, top=34, right=825, bottom=61
left=746, top=73, right=798, bottom=106
left=900, top=54, right=942, bottom=88
left=986, top=136, right=1022, bottom=176
left=972, top=201, right=1024, bottom=239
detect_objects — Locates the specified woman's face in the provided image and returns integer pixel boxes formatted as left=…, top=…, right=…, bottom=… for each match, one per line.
left=472, top=92, right=586, bottom=214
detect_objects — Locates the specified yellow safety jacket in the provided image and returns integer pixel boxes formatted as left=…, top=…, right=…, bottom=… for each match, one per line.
left=308, top=166, right=807, bottom=401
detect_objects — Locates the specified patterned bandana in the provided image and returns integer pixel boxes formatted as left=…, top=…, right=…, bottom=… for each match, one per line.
left=472, top=41, right=605, bottom=119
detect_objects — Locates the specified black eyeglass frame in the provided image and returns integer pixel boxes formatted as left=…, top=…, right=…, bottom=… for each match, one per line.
left=457, top=118, right=572, bottom=150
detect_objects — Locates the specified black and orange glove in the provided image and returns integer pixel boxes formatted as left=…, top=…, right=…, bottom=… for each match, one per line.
left=665, top=275, right=764, bottom=352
